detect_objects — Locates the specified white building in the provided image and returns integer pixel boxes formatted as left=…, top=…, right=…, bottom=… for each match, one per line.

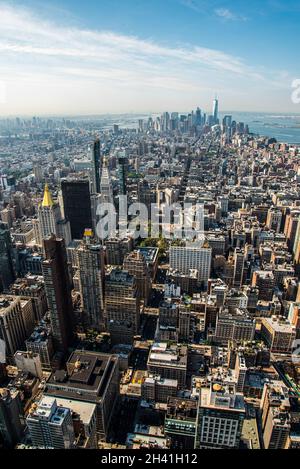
left=195, top=383, right=245, bottom=449
left=14, top=350, right=43, bottom=379
left=37, top=184, right=71, bottom=247
left=27, top=397, right=75, bottom=449
left=169, top=241, right=212, bottom=286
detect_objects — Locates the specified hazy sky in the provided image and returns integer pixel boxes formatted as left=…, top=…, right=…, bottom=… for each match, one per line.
left=0, top=0, right=300, bottom=116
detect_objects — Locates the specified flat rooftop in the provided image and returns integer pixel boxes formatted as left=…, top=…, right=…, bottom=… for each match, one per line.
left=137, top=247, right=159, bottom=263
left=200, top=386, right=245, bottom=413
left=0, top=296, right=19, bottom=314
left=45, top=350, right=118, bottom=403
left=262, top=317, right=295, bottom=333
left=241, top=418, right=260, bottom=449
left=54, top=397, right=96, bottom=425
left=148, top=343, right=187, bottom=369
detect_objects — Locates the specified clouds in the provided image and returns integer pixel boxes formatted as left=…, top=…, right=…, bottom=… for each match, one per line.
left=214, top=8, right=248, bottom=21
left=180, top=0, right=248, bottom=20
left=0, top=3, right=294, bottom=115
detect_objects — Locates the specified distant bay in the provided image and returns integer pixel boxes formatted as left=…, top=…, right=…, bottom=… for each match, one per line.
left=220, top=112, right=300, bottom=145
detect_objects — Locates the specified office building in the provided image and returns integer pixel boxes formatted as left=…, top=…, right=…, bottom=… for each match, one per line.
left=61, top=179, right=92, bottom=240
left=0, top=222, right=15, bottom=292
left=14, top=350, right=43, bottom=379
left=105, top=267, right=140, bottom=345
left=100, top=157, right=114, bottom=205
left=26, top=321, right=54, bottom=371
left=105, top=237, right=133, bottom=265
left=0, top=388, right=24, bottom=448
left=251, top=271, right=275, bottom=301
left=42, top=235, right=74, bottom=353
left=169, top=242, right=212, bottom=287
left=214, top=308, right=255, bottom=345
left=77, top=236, right=105, bottom=330
left=260, top=317, right=296, bottom=353
left=10, top=275, right=48, bottom=323
left=0, top=296, right=29, bottom=363
left=195, top=383, right=245, bottom=449
left=27, top=396, right=75, bottom=449
left=212, top=97, right=219, bottom=124
left=37, top=184, right=62, bottom=242
left=45, top=351, right=119, bottom=441
left=266, top=208, right=282, bottom=233
left=233, top=248, right=245, bottom=288
left=123, top=250, right=151, bottom=306
left=165, top=398, right=197, bottom=450
left=51, top=397, right=97, bottom=449
left=147, top=342, right=187, bottom=389
left=260, top=381, right=291, bottom=449
left=141, top=374, right=178, bottom=403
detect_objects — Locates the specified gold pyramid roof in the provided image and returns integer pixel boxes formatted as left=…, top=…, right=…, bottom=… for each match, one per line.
left=42, top=183, right=54, bottom=207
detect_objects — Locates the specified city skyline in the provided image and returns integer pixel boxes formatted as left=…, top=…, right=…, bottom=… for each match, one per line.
left=0, top=0, right=300, bottom=116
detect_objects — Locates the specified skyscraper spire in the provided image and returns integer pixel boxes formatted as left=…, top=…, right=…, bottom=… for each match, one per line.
left=42, top=183, right=54, bottom=207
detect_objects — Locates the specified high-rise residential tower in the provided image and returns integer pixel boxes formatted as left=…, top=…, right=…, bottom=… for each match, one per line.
left=77, top=233, right=105, bottom=330
left=118, top=154, right=128, bottom=196
left=91, top=138, right=101, bottom=194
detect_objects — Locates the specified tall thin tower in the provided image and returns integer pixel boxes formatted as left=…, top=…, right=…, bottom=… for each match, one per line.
left=100, top=157, right=114, bottom=205
left=92, top=138, right=101, bottom=194
left=212, top=96, right=219, bottom=124
left=77, top=233, right=105, bottom=331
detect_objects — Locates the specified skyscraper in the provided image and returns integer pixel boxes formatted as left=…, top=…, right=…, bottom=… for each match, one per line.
left=118, top=154, right=128, bottom=196
left=91, top=138, right=101, bottom=194
left=37, top=184, right=62, bottom=240
left=212, top=97, right=219, bottom=125
left=61, top=179, right=92, bottom=240
left=42, top=235, right=74, bottom=353
left=0, top=222, right=15, bottom=292
left=77, top=233, right=105, bottom=330
left=105, top=267, right=140, bottom=345
left=0, top=388, right=24, bottom=448
left=123, top=250, right=151, bottom=306
left=233, top=248, right=245, bottom=288
left=100, top=158, right=114, bottom=205
left=0, top=296, right=29, bottom=362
